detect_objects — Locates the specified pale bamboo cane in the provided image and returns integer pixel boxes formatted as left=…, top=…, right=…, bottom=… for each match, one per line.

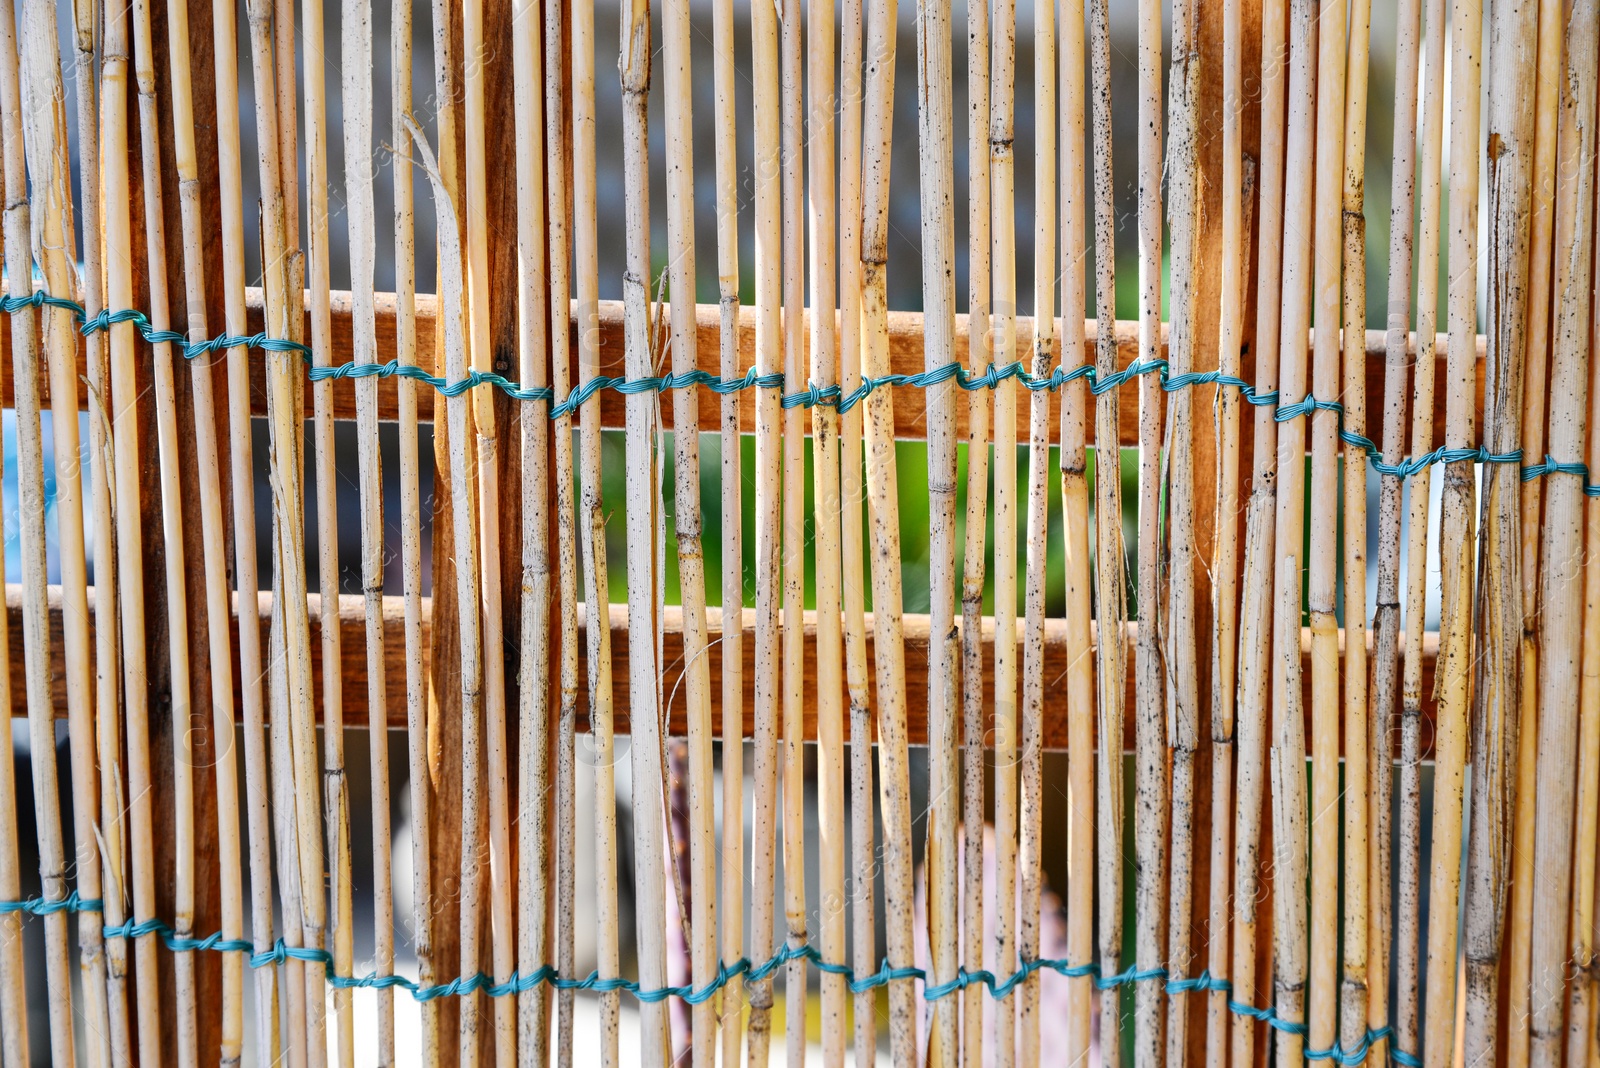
left=0, top=5, right=74, bottom=1059
left=298, top=0, right=355, bottom=1045
left=989, top=0, right=1020, bottom=1050
left=710, top=0, right=745, bottom=1054
left=79, top=0, right=133, bottom=1050
left=1571, top=216, right=1600, bottom=1068
left=545, top=0, right=579, bottom=1051
left=126, top=0, right=203, bottom=1045
left=394, top=8, right=435, bottom=1050
left=1162, top=0, right=1201, bottom=1054
left=658, top=0, right=718, bottom=1060
left=1464, top=3, right=1536, bottom=1065
left=1204, top=0, right=1246, bottom=1054
left=747, top=0, right=783, bottom=1055
left=961, top=0, right=991, bottom=1050
left=917, top=0, right=961, bottom=1062
left=860, top=0, right=917, bottom=1053
left=1337, top=1, right=1373, bottom=1058
left=1528, top=8, right=1600, bottom=1068
left=1058, top=1, right=1092, bottom=1065
left=99, top=0, right=165, bottom=1053
left=572, top=0, right=620, bottom=1057
left=270, top=594, right=311, bottom=1068
left=1087, top=0, right=1125, bottom=1060
left=1228, top=2, right=1287, bottom=1064
left=146, top=0, right=249, bottom=1053
left=1368, top=0, right=1422, bottom=1059
left=1270, top=554, right=1309, bottom=1065
left=1269, top=1, right=1317, bottom=1059
left=803, top=0, right=848, bottom=1056
left=1017, top=0, right=1055, bottom=1058
left=339, top=0, right=398, bottom=1054
left=777, top=0, right=809, bottom=1058
left=1505, top=4, right=1563, bottom=1062
left=1399, top=0, right=1447, bottom=1052
left=0, top=495, right=23, bottom=1068
left=1133, top=0, right=1167, bottom=1060
left=1422, top=2, right=1484, bottom=1063
left=1583, top=192, right=1600, bottom=1068
left=17, top=4, right=110, bottom=1063
left=617, top=2, right=672, bottom=1059
left=513, top=0, right=553, bottom=1058
left=1304, top=0, right=1349, bottom=1052
left=225, top=0, right=287, bottom=1056
left=460, top=0, right=516, bottom=1056
left=838, top=0, right=875, bottom=1059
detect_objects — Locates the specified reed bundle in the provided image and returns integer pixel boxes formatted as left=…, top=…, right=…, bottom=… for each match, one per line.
left=0, top=2, right=1593, bottom=1068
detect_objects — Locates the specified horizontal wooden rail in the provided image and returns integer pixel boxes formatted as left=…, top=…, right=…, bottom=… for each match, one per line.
left=14, top=584, right=1437, bottom=754
left=1, top=287, right=1487, bottom=446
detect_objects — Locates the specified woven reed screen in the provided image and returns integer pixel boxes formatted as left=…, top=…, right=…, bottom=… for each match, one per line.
left=0, top=0, right=1592, bottom=1065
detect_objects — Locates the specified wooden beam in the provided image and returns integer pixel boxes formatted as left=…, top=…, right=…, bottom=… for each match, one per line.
left=16, top=584, right=1437, bottom=754
left=2, top=287, right=1487, bottom=445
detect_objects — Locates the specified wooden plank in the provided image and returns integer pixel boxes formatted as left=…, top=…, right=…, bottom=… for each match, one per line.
left=0, top=286, right=1489, bottom=446
left=17, top=585, right=1437, bottom=756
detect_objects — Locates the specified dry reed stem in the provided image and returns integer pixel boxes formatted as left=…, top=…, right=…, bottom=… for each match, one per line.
left=1464, top=3, right=1537, bottom=1064
left=1087, top=1, right=1126, bottom=1061
left=513, top=0, right=553, bottom=1058
left=0, top=6, right=74, bottom=1059
left=1058, top=1, right=1093, bottom=1062
left=861, top=0, right=916, bottom=1052
left=1422, top=0, right=1484, bottom=1062
left=1399, top=0, right=1447, bottom=1052
left=746, top=0, right=782, bottom=1056
left=1572, top=235, right=1600, bottom=1068
left=1270, top=0, right=1316, bottom=1058
left=1505, top=1, right=1564, bottom=1065
left=1369, top=0, right=1422, bottom=1059
left=1018, top=0, right=1055, bottom=1058
left=961, top=0, right=991, bottom=1051
left=1162, top=0, right=1200, bottom=1056
left=17, top=3, right=110, bottom=1062
left=1229, top=2, right=1286, bottom=1059
left=270, top=591, right=311, bottom=1068
left=0, top=492, right=23, bottom=1068
left=989, top=0, right=1020, bottom=1055
left=1338, top=1, right=1373, bottom=1058
left=1529, top=8, right=1600, bottom=1068
left=1133, top=0, right=1167, bottom=1062
left=99, top=0, right=165, bottom=1053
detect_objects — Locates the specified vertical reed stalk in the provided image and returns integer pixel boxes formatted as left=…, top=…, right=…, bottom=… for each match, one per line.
left=99, top=0, right=165, bottom=1052
left=1059, top=0, right=1093, bottom=1064
left=1205, top=0, right=1246, bottom=1055
left=1018, top=0, right=1056, bottom=1060
left=804, top=0, right=848, bottom=1055
left=0, top=7, right=74, bottom=1060
left=710, top=0, right=744, bottom=1054
left=1229, top=2, right=1286, bottom=1062
left=1464, top=3, right=1536, bottom=1065
left=1529, top=9, right=1600, bottom=1068
left=1399, top=0, right=1447, bottom=1052
left=989, top=0, right=1020, bottom=1049
left=1369, top=0, right=1421, bottom=1059
left=746, top=0, right=782, bottom=1053
left=618, top=0, right=671, bottom=1058
left=1087, top=1, right=1125, bottom=1060
left=1269, top=1, right=1317, bottom=1059
left=514, top=0, right=553, bottom=1057
left=961, top=0, right=992, bottom=1050
left=270, top=602, right=311, bottom=1068
left=222, top=0, right=283, bottom=1055
left=860, top=0, right=917, bottom=1051
left=1338, top=2, right=1373, bottom=1058
left=571, top=0, right=620, bottom=1054
left=1133, top=0, right=1167, bottom=1060
left=0, top=496, right=22, bottom=1068
left=17, top=3, right=110, bottom=1061
left=1163, top=0, right=1201, bottom=1054
left=1505, top=2, right=1563, bottom=1065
